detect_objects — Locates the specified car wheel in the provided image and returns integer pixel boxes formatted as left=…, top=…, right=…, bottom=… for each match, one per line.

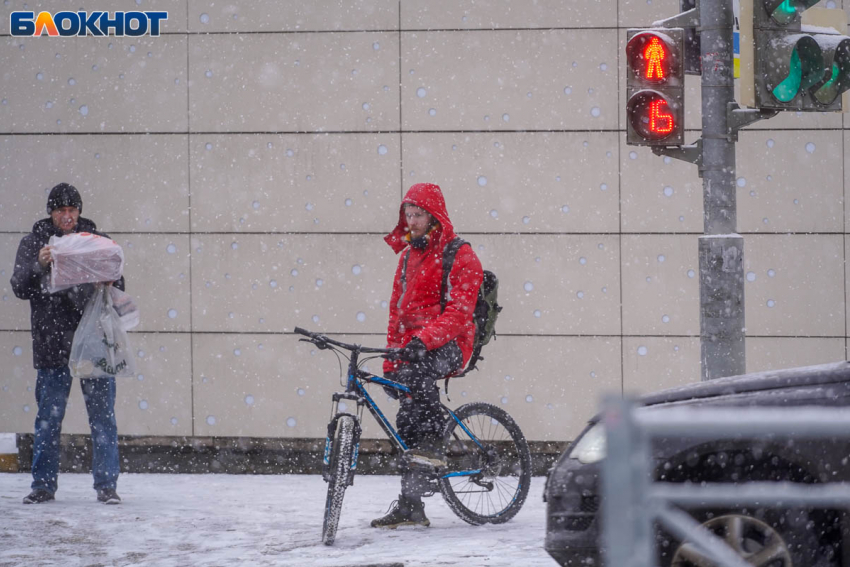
left=657, top=451, right=842, bottom=567
left=671, top=514, right=792, bottom=566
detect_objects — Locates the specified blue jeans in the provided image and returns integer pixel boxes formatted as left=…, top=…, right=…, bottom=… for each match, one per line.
left=31, top=366, right=119, bottom=494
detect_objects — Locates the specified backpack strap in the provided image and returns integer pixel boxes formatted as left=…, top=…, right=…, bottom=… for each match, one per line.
left=440, top=237, right=469, bottom=313
left=440, top=237, right=472, bottom=396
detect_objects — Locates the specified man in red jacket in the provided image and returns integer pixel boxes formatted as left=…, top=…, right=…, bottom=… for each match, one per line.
left=371, top=183, right=482, bottom=529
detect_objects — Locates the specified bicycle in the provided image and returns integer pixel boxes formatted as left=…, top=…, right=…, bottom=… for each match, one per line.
left=293, top=327, right=533, bottom=546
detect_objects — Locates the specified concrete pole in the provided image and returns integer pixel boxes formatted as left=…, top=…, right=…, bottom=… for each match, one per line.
left=698, top=0, right=746, bottom=380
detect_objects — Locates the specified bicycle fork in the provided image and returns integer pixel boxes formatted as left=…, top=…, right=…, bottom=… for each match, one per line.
left=322, top=395, right=364, bottom=487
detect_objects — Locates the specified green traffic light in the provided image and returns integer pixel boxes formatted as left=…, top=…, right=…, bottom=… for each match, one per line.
left=768, top=35, right=823, bottom=104
left=813, top=62, right=841, bottom=104
left=766, top=0, right=821, bottom=25
left=810, top=38, right=850, bottom=106
left=772, top=48, right=802, bottom=102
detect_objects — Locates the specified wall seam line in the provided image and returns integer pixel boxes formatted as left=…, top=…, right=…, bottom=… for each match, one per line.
left=185, top=8, right=195, bottom=438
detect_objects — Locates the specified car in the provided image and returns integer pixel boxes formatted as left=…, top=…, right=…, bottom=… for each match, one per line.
left=544, top=361, right=850, bottom=567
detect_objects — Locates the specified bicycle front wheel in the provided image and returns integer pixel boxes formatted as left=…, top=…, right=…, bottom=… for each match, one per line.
left=322, top=415, right=356, bottom=545
left=439, top=402, right=532, bottom=525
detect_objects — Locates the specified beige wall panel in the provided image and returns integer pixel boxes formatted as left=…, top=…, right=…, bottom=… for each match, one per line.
left=744, top=234, right=844, bottom=336
left=192, top=333, right=382, bottom=438
left=190, top=134, right=400, bottom=233
left=117, top=233, right=192, bottom=332
left=401, top=30, right=619, bottom=131
left=402, top=0, right=617, bottom=29
left=843, top=132, right=850, bottom=232
left=403, top=133, right=620, bottom=233
left=0, top=1, right=188, bottom=35
left=447, top=336, right=622, bottom=442
left=0, top=235, right=32, bottom=331
left=62, top=332, right=192, bottom=435
left=622, top=234, right=700, bottom=336
left=190, top=234, right=398, bottom=334
left=474, top=235, right=621, bottom=335
left=193, top=333, right=620, bottom=441
left=746, top=110, right=842, bottom=131
left=188, top=0, right=398, bottom=32
left=619, top=0, right=680, bottom=28
left=623, top=336, right=700, bottom=395
left=0, top=135, right=190, bottom=233
left=846, top=235, right=850, bottom=333
left=737, top=130, right=843, bottom=233
left=188, top=33, right=399, bottom=132
left=747, top=337, right=845, bottom=374
left=0, top=332, right=37, bottom=433
left=620, top=141, right=703, bottom=233
left=0, top=36, right=187, bottom=133
left=0, top=332, right=191, bottom=435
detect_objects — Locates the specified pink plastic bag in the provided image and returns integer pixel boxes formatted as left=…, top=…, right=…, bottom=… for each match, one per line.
left=48, top=232, right=124, bottom=292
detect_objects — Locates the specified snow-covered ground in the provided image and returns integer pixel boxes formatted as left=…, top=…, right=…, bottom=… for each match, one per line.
left=0, top=473, right=556, bottom=567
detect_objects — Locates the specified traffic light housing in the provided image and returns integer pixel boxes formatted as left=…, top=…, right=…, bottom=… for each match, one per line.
left=740, top=1, right=850, bottom=111
left=626, top=29, right=685, bottom=146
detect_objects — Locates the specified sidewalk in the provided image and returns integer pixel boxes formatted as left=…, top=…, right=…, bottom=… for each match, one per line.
left=0, top=473, right=554, bottom=567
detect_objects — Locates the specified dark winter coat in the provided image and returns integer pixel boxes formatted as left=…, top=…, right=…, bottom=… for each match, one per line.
left=383, top=183, right=482, bottom=375
left=10, top=217, right=125, bottom=369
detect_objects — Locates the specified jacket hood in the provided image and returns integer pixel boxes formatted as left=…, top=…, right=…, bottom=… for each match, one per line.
left=33, top=217, right=97, bottom=238
left=384, top=183, right=456, bottom=254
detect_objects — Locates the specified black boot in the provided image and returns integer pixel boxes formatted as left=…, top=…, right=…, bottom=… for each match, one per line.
left=97, top=488, right=121, bottom=504
left=22, top=489, right=55, bottom=504
left=370, top=496, right=430, bottom=529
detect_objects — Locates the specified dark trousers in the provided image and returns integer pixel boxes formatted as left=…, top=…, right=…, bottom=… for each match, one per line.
left=389, top=341, right=462, bottom=501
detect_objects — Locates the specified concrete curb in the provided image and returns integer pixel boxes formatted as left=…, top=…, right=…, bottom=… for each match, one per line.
left=0, top=433, right=18, bottom=472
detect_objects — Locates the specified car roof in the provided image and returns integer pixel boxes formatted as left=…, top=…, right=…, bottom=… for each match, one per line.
left=639, top=361, right=850, bottom=407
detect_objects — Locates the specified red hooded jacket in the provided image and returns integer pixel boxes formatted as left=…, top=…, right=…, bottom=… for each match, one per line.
left=383, top=183, right=483, bottom=375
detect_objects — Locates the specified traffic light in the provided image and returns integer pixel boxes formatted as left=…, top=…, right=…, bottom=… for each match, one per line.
left=740, top=1, right=850, bottom=111
left=626, top=29, right=685, bottom=146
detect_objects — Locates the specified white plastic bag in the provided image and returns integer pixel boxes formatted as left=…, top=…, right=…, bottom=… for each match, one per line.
left=109, top=287, right=140, bottom=331
left=69, top=284, right=136, bottom=379
left=48, top=232, right=124, bottom=293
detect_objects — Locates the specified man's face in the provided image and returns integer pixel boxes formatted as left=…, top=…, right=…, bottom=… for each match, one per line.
left=51, top=206, right=79, bottom=234
left=405, top=205, right=432, bottom=239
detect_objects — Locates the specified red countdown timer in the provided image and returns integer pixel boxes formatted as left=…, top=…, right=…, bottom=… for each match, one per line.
left=627, top=91, right=677, bottom=140
left=625, top=29, right=684, bottom=146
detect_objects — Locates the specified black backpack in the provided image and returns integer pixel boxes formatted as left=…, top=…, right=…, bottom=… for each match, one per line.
left=401, top=236, right=502, bottom=376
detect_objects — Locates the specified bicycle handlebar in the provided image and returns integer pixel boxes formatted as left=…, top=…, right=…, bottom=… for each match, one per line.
left=293, top=326, right=400, bottom=356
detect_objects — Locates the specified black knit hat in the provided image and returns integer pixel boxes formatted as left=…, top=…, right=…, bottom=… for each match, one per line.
left=46, top=183, right=82, bottom=215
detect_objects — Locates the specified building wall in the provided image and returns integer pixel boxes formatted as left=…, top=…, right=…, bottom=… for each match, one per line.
left=1, top=0, right=848, bottom=443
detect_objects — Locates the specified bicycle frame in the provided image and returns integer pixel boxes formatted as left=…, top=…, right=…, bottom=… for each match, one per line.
left=321, top=341, right=486, bottom=483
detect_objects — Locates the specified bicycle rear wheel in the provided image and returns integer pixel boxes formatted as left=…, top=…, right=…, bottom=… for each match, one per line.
left=439, top=402, right=532, bottom=525
left=322, top=415, right=356, bottom=545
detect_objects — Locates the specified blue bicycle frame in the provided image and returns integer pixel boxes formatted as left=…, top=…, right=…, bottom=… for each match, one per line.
left=327, top=365, right=485, bottom=481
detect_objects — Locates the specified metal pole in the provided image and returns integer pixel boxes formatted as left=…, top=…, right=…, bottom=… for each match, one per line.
left=698, top=0, right=745, bottom=380
left=601, top=397, right=653, bottom=567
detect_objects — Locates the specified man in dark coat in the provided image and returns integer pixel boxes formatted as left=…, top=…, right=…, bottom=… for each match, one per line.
left=11, top=183, right=125, bottom=505
left=371, top=182, right=482, bottom=528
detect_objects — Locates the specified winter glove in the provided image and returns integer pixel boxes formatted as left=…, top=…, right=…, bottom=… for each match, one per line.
left=400, top=337, right=428, bottom=362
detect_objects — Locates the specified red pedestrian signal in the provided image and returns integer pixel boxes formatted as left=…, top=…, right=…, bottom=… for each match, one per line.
left=626, top=29, right=685, bottom=146
left=643, top=37, right=667, bottom=80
